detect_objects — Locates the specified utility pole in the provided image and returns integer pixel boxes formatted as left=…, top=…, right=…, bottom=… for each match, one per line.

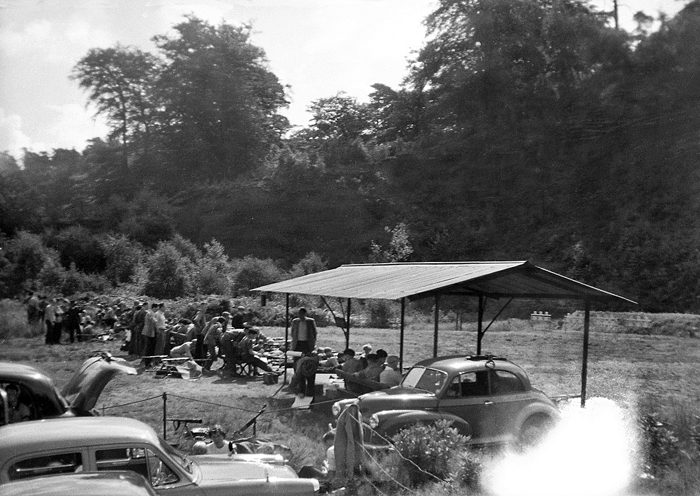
left=613, top=0, right=619, bottom=30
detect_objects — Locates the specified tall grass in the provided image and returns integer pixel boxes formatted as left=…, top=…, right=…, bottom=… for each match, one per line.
left=0, top=299, right=35, bottom=340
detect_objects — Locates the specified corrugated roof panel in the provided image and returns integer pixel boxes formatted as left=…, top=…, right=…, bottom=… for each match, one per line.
left=254, top=261, right=635, bottom=304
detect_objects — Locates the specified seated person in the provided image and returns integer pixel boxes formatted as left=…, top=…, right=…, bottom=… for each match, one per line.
left=220, top=328, right=245, bottom=375
left=338, top=348, right=363, bottom=374
left=6, top=384, right=31, bottom=423
left=346, top=353, right=384, bottom=394
left=318, top=347, right=339, bottom=369
left=238, top=327, right=274, bottom=373
left=379, top=355, right=402, bottom=387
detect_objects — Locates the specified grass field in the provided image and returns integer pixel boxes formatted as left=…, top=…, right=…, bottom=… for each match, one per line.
left=1, top=316, right=699, bottom=494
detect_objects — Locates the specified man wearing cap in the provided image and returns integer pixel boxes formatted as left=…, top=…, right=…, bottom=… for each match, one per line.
left=291, top=308, right=317, bottom=355
left=380, top=355, right=402, bottom=387
left=238, top=327, right=273, bottom=373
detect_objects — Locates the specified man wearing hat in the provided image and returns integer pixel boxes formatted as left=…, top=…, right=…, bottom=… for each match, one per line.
left=380, top=355, right=402, bottom=387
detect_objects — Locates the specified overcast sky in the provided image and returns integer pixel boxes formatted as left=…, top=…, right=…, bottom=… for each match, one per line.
left=0, top=0, right=687, bottom=158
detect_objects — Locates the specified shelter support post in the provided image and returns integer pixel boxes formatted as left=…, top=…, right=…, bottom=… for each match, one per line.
left=284, top=294, right=290, bottom=385
left=433, top=295, right=440, bottom=358
left=581, top=299, right=591, bottom=408
left=346, top=298, right=351, bottom=351
left=400, top=298, right=405, bottom=371
left=476, top=295, right=485, bottom=355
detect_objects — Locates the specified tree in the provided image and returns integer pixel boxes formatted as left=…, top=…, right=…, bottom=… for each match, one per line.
left=72, top=46, right=160, bottom=166
left=153, top=16, right=289, bottom=179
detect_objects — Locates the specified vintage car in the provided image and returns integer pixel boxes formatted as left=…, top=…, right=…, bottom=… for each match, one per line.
left=0, top=353, right=137, bottom=426
left=1, top=471, right=159, bottom=496
left=331, top=355, right=559, bottom=449
left=0, top=416, right=319, bottom=495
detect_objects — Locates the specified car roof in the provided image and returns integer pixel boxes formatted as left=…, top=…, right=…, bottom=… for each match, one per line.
left=0, top=362, right=55, bottom=386
left=413, top=355, right=527, bottom=376
left=0, top=417, right=159, bottom=456
left=1, top=471, right=157, bottom=496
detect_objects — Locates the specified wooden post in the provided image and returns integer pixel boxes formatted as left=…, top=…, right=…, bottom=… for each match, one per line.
left=581, top=299, right=591, bottom=408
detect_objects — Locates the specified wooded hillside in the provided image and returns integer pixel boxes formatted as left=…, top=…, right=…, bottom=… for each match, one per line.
left=2, top=0, right=700, bottom=312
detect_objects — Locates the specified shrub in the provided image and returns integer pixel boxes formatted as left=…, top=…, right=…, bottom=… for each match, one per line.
left=289, top=252, right=328, bottom=278
left=60, top=263, right=110, bottom=295
left=44, top=226, right=106, bottom=273
left=232, top=256, right=286, bottom=295
left=144, top=242, right=193, bottom=298
left=365, top=299, right=396, bottom=328
left=3, top=231, right=54, bottom=293
left=101, top=234, right=143, bottom=284
left=195, top=239, right=233, bottom=295
left=389, top=420, right=470, bottom=487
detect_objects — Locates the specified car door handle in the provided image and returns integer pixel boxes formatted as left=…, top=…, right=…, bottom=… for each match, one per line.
left=484, top=401, right=493, bottom=406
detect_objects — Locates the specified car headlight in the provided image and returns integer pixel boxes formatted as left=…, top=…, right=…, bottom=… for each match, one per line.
left=369, top=414, right=379, bottom=429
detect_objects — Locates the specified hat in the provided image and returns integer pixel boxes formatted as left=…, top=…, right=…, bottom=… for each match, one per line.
left=238, top=306, right=245, bottom=311
left=386, top=355, right=400, bottom=365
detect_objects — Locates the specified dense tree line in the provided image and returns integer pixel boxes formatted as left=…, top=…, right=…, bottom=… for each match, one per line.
left=2, top=1, right=700, bottom=311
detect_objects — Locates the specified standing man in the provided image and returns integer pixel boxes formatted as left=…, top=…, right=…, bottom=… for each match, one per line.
left=154, top=303, right=168, bottom=360
left=141, top=303, right=158, bottom=368
left=130, top=302, right=147, bottom=353
left=291, top=308, right=317, bottom=355
left=64, top=300, right=83, bottom=344
left=44, top=298, right=57, bottom=345
left=192, top=302, right=208, bottom=360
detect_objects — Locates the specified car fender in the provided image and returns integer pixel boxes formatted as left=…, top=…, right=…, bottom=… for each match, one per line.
left=371, top=409, right=472, bottom=440
left=512, top=402, right=560, bottom=436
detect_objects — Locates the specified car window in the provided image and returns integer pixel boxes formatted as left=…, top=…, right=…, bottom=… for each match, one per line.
left=95, top=447, right=178, bottom=487
left=159, top=437, right=194, bottom=476
left=490, top=370, right=525, bottom=395
left=401, top=367, right=447, bottom=394
left=8, top=452, right=82, bottom=481
left=445, top=372, right=489, bottom=398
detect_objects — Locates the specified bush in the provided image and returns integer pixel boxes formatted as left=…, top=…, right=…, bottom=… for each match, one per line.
left=60, top=263, right=110, bottom=295
left=289, top=252, right=328, bottom=278
left=365, top=299, right=396, bottom=328
left=388, top=420, right=470, bottom=487
left=44, top=226, right=106, bottom=274
left=101, top=234, right=143, bottom=284
left=3, top=231, right=55, bottom=294
left=195, top=239, right=233, bottom=295
left=232, top=256, right=286, bottom=295
left=144, top=242, right=193, bottom=298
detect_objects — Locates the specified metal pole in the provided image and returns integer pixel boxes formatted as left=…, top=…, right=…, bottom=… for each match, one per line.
left=284, top=294, right=290, bottom=385
left=346, top=298, right=351, bottom=350
left=162, top=392, right=167, bottom=440
left=477, top=295, right=485, bottom=354
left=400, top=298, right=406, bottom=371
left=581, top=299, right=591, bottom=408
left=433, top=295, right=440, bottom=358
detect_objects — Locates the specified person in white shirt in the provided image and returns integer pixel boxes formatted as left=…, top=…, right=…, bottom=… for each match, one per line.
left=379, top=355, right=403, bottom=387
left=206, top=425, right=235, bottom=455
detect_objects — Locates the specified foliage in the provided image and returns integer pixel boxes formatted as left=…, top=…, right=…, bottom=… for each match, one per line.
left=101, top=234, right=143, bottom=285
left=365, top=299, right=396, bottom=328
left=44, top=226, right=107, bottom=274
left=195, top=239, right=233, bottom=295
left=389, top=420, right=470, bottom=487
left=0, top=299, right=29, bottom=340
left=288, top=252, right=328, bottom=278
left=369, top=222, right=414, bottom=263
left=143, top=241, right=193, bottom=298
left=232, top=256, right=286, bottom=295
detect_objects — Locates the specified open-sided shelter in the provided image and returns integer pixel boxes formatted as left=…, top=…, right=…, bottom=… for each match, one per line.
left=254, top=261, right=635, bottom=406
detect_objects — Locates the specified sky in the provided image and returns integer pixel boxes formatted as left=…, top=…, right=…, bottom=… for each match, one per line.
left=0, top=0, right=689, bottom=159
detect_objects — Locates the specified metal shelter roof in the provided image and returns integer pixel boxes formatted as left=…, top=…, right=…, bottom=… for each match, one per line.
left=254, top=261, right=635, bottom=304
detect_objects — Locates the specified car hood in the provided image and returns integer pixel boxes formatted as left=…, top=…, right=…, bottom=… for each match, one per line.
left=358, top=387, right=437, bottom=416
left=60, top=355, right=138, bottom=413
left=193, top=457, right=318, bottom=494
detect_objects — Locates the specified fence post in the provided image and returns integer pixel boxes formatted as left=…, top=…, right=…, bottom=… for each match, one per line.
left=162, top=392, right=167, bottom=440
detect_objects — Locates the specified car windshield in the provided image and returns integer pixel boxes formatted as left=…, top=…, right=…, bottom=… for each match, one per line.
left=400, top=366, right=448, bottom=394
left=159, top=438, right=195, bottom=479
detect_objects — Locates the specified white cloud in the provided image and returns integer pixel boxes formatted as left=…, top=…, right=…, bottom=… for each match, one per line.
left=0, top=108, right=37, bottom=157
left=45, top=103, right=110, bottom=151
